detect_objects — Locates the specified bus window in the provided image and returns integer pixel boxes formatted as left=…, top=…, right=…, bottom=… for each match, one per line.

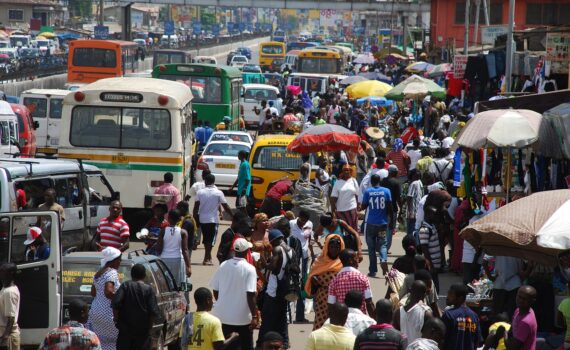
left=252, top=146, right=304, bottom=170
left=231, top=81, right=241, bottom=103
left=262, top=45, right=284, bottom=55
left=50, top=99, right=63, bottom=119
left=23, top=97, right=47, bottom=119
left=0, top=121, right=9, bottom=145
left=70, top=106, right=121, bottom=148
left=158, top=75, right=222, bottom=104
left=72, top=48, right=117, bottom=68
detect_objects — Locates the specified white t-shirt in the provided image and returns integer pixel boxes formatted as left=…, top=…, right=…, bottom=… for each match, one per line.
left=429, top=158, right=453, bottom=182
left=441, top=137, right=454, bottom=149
left=210, top=257, right=257, bottom=325
left=189, top=181, right=206, bottom=198
left=331, top=177, right=359, bottom=212
left=0, top=285, right=20, bottom=336
left=290, top=218, right=313, bottom=259
left=408, top=149, right=422, bottom=170
left=358, top=168, right=389, bottom=202
left=259, top=107, right=270, bottom=126
left=196, top=186, right=227, bottom=224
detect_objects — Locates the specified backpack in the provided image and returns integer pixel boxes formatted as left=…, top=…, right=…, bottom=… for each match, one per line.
left=276, top=245, right=301, bottom=302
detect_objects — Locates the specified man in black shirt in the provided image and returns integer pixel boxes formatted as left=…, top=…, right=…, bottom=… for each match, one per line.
left=381, top=164, right=402, bottom=253
left=112, top=264, right=161, bottom=350
left=354, top=299, right=407, bottom=350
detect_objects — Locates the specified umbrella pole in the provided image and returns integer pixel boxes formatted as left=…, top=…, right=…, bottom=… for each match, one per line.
left=506, top=148, right=512, bottom=203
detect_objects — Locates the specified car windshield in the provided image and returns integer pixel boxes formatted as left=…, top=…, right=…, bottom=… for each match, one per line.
left=203, top=143, right=250, bottom=157
left=233, top=56, right=247, bottom=62
left=20, top=49, right=38, bottom=58
left=210, top=133, right=250, bottom=143
left=252, top=145, right=312, bottom=170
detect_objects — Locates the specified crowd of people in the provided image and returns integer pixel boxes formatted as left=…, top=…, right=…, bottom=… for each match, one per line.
left=0, top=55, right=564, bottom=350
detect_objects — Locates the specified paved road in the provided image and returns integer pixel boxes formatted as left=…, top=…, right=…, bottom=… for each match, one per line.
left=131, top=193, right=461, bottom=349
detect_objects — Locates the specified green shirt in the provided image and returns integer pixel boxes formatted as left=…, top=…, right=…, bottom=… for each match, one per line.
left=314, top=118, right=326, bottom=125
left=237, top=160, right=251, bottom=196
left=559, top=298, right=570, bottom=341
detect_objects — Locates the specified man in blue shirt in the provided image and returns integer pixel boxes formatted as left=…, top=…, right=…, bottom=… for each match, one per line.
left=195, top=121, right=213, bottom=151
left=442, top=283, right=481, bottom=350
left=360, top=174, right=392, bottom=277
left=232, top=150, right=251, bottom=214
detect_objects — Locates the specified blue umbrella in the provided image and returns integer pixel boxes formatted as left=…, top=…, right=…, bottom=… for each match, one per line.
left=356, top=96, right=394, bottom=107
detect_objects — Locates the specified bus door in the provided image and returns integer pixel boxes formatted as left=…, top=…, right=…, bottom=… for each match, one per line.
left=0, top=211, right=62, bottom=347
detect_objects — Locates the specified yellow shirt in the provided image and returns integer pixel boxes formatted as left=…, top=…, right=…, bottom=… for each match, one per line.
left=305, top=324, right=356, bottom=350
left=488, top=322, right=511, bottom=350
left=184, top=311, right=225, bottom=350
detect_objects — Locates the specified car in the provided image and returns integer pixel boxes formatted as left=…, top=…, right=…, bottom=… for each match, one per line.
left=226, top=50, right=238, bottom=65
left=193, top=55, right=217, bottom=64
left=230, top=55, right=248, bottom=70
left=208, top=130, right=254, bottom=145
left=242, top=64, right=262, bottom=73
left=195, top=140, right=251, bottom=188
left=63, top=250, right=187, bottom=349
left=236, top=47, right=252, bottom=59
left=269, top=57, right=285, bottom=72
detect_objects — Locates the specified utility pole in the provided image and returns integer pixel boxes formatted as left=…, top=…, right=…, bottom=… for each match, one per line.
left=473, top=0, right=481, bottom=45
left=505, top=0, right=515, bottom=92
left=99, top=0, right=104, bottom=25
left=402, top=13, right=408, bottom=56
left=464, top=0, right=470, bottom=54
left=482, top=0, right=490, bottom=26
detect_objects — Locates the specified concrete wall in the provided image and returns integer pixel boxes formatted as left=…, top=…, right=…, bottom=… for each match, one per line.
left=1, top=36, right=269, bottom=97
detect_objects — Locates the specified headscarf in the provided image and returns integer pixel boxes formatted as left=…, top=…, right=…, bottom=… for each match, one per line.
left=304, top=234, right=344, bottom=296
left=252, top=213, right=269, bottom=229
left=393, top=137, right=404, bottom=152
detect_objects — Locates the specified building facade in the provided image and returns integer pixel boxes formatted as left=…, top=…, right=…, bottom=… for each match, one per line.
left=0, top=0, right=65, bottom=29
left=431, top=0, right=570, bottom=48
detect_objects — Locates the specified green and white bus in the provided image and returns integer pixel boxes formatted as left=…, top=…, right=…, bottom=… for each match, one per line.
left=152, top=63, right=242, bottom=128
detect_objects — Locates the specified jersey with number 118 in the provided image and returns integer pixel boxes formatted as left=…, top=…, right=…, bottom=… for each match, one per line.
left=362, top=186, right=392, bottom=225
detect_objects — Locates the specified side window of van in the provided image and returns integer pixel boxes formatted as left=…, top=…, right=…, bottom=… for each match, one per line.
left=10, top=215, right=52, bottom=264
left=23, top=97, right=47, bottom=120
left=0, top=217, right=9, bottom=263
left=17, top=178, right=53, bottom=209
left=54, top=177, right=83, bottom=208
left=50, top=98, right=63, bottom=119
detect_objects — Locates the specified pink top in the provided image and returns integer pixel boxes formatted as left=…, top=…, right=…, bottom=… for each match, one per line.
left=512, top=308, right=537, bottom=350
left=154, top=183, right=182, bottom=211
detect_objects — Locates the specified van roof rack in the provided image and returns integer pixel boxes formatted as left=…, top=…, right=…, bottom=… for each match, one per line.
left=0, top=159, right=41, bottom=175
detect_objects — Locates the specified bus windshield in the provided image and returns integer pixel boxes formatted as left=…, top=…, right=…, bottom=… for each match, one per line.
left=155, top=52, right=185, bottom=65
left=157, top=75, right=222, bottom=104
left=261, top=45, right=284, bottom=55
left=70, top=106, right=171, bottom=150
left=299, top=58, right=338, bottom=74
left=252, top=146, right=304, bottom=170
left=72, top=48, right=117, bottom=68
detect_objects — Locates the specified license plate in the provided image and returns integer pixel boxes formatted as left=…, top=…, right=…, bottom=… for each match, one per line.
left=215, top=163, right=235, bottom=169
left=112, top=154, right=129, bottom=164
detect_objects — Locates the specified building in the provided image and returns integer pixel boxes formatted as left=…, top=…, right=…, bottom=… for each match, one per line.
left=431, top=0, right=570, bottom=48
left=0, top=0, right=65, bottom=29
left=103, top=4, right=159, bottom=30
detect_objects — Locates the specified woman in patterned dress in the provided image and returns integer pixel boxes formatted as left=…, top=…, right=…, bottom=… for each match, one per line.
left=304, top=234, right=344, bottom=330
left=87, top=247, right=122, bottom=350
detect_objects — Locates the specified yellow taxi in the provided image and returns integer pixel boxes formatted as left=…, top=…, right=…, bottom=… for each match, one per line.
left=249, top=134, right=315, bottom=208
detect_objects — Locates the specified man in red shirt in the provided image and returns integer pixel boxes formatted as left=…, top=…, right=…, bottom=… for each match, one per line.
left=259, top=179, right=293, bottom=218
left=94, top=200, right=130, bottom=252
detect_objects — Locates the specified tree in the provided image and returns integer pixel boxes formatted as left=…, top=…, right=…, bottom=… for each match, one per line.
left=69, top=0, right=92, bottom=19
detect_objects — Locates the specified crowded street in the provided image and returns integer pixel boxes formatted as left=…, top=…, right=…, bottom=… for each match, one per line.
left=2, top=1, right=570, bottom=350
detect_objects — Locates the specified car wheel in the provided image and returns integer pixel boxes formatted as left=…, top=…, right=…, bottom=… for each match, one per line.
left=167, top=337, right=182, bottom=350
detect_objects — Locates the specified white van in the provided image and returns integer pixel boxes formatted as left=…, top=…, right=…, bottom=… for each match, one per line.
left=20, top=89, right=70, bottom=155
left=0, top=101, right=20, bottom=157
left=192, top=55, right=217, bottom=64
left=160, top=34, right=179, bottom=48
left=241, top=83, right=282, bottom=129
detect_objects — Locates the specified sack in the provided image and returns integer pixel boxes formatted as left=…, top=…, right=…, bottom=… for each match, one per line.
left=277, top=248, right=301, bottom=302
left=180, top=312, right=194, bottom=346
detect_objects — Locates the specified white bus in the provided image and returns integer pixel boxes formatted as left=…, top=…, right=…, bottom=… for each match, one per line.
left=58, top=77, right=194, bottom=227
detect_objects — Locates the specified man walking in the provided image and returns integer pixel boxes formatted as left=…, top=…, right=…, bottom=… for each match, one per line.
left=360, top=174, right=392, bottom=277
left=39, top=299, right=101, bottom=350
left=328, top=249, right=375, bottom=317
left=210, top=238, right=258, bottom=350
left=154, top=172, right=182, bottom=211
left=94, top=200, right=130, bottom=252
left=0, top=263, right=20, bottom=350
left=354, top=299, right=407, bottom=349
left=305, top=303, right=356, bottom=350
left=289, top=210, right=314, bottom=322
left=193, top=174, right=233, bottom=265
left=112, top=264, right=161, bottom=350
left=381, top=165, right=402, bottom=253
left=442, top=283, right=481, bottom=350
left=231, top=150, right=251, bottom=214
left=394, top=280, right=432, bottom=344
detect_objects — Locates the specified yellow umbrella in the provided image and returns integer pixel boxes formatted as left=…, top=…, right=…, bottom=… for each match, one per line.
left=345, top=80, right=393, bottom=99
left=38, top=32, right=55, bottom=38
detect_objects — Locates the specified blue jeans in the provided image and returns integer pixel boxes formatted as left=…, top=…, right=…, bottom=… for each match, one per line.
left=365, top=223, right=388, bottom=274
left=295, top=257, right=308, bottom=321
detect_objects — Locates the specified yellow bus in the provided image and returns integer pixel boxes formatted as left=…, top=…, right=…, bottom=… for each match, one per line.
left=259, top=41, right=286, bottom=72
left=297, top=49, right=343, bottom=75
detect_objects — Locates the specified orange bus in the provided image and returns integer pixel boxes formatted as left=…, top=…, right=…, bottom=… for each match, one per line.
left=67, top=40, right=142, bottom=85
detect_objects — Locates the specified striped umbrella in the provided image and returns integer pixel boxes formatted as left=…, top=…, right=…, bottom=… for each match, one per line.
left=287, top=124, right=361, bottom=154
left=405, top=61, right=435, bottom=73
left=426, top=63, right=452, bottom=78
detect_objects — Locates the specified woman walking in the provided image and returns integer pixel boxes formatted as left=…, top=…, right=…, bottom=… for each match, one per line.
left=156, top=209, right=192, bottom=286
left=87, top=247, right=122, bottom=350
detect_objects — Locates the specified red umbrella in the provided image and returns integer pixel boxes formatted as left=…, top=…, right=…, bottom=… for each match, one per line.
left=286, top=85, right=302, bottom=96
left=287, top=124, right=362, bottom=154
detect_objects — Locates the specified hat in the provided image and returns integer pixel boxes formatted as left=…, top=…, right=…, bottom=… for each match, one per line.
left=135, top=228, right=149, bottom=240
left=100, top=247, right=121, bottom=267
left=268, top=229, right=284, bottom=242
left=24, top=227, right=42, bottom=245
left=365, top=127, right=385, bottom=140
left=388, top=164, right=399, bottom=173
left=441, top=114, right=451, bottom=123
left=233, top=238, right=253, bottom=253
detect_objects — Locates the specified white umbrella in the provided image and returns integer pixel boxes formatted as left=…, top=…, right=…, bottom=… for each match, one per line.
left=402, top=81, right=429, bottom=99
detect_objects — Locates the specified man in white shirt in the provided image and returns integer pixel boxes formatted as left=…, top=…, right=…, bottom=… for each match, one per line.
left=0, top=263, right=20, bottom=350
left=428, top=148, right=453, bottom=183
left=189, top=169, right=218, bottom=250
left=210, top=238, right=258, bottom=350
left=359, top=158, right=389, bottom=202
left=324, top=290, right=375, bottom=336
left=407, top=138, right=422, bottom=171
left=193, top=173, right=233, bottom=265
left=290, top=210, right=314, bottom=322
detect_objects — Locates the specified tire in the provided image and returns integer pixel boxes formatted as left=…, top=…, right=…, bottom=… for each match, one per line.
left=167, top=337, right=182, bottom=350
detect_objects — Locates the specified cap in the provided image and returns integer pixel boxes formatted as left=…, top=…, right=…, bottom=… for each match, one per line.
left=100, top=247, right=121, bottom=267
left=24, top=227, right=42, bottom=245
left=441, top=114, right=451, bottom=123
left=233, top=238, right=253, bottom=253
left=388, top=164, right=399, bottom=173
left=223, top=116, right=231, bottom=122
left=268, top=229, right=284, bottom=242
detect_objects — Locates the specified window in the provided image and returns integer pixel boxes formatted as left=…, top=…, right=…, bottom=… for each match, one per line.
left=50, top=98, right=63, bottom=119
left=299, top=58, right=339, bottom=74
left=455, top=1, right=503, bottom=25
left=11, top=215, right=52, bottom=264
left=157, top=75, right=222, bottom=104
left=262, top=45, right=284, bottom=55
left=8, top=9, right=24, bottom=21
left=252, top=146, right=308, bottom=170
left=157, top=260, right=177, bottom=289
left=15, top=112, right=24, bottom=134
left=72, top=48, right=117, bottom=68
left=203, top=143, right=250, bottom=157
left=23, top=97, right=47, bottom=119
left=16, top=178, right=52, bottom=209
left=0, top=217, right=9, bottom=263
left=70, top=106, right=172, bottom=150
left=231, top=81, right=241, bottom=103
left=243, top=88, right=278, bottom=102
left=149, top=261, right=169, bottom=291
left=526, top=3, right=569, bottom=25
left=54, top=177, right=83, bottom=208
left=86, top=174, right=114, bottom=204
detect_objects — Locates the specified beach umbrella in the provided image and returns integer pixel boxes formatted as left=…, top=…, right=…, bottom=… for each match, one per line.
left=385, top=74, right=446, bottom=100
left=287, top=124, right=361, bottom=154
left=346, top=80, right=393, bottom=99
left=357, top=71, right=392, bottom=83
left=38, top=32, right=56, bottom=38
left=405, top=61, right=435, bottom=73
left=460, top=190, right=570, bottom=266
left=356, top=96, right=393, bottom=108
left=353, top=54, right=375, bottom=64
left=339, top=75, right=368, bottom=86
left=426, top=63, right=452, bottom=78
